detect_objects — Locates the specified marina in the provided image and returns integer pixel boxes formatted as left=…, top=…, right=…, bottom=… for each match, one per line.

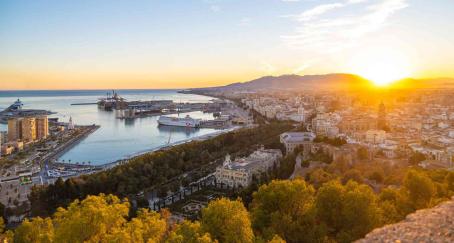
left=0, top=90, right=231, bottom=165
left=96, top=90, right=230, bottom=120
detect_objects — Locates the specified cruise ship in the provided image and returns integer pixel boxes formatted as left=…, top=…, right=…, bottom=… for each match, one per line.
left=158, top=115, right=201, bottom=128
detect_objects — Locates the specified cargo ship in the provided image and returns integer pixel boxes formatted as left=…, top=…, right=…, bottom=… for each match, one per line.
left=157, top=115, right=201, bottom=128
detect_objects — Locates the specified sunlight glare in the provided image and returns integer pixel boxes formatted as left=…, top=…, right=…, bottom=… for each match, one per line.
left=350, top=48, right=412, bottom=86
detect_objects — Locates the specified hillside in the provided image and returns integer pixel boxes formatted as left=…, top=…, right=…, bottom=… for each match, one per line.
left=220, top=73, right=369, bottom=91
left=193, top=74, right=454, bottom=91
left=357, top=196, right=454, bottom=242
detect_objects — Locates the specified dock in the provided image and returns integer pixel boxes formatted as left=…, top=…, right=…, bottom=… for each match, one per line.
left=70, top=102, right=97, bottom=105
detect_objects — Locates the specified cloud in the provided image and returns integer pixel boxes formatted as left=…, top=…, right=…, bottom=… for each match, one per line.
left=204, top=0, right=222, bottom=12
left=281, top=0, right=408, bottom=53
left=296, top=3, right=345, bottom=21
left=238, top=17, right=252, bottom=26
left=293, top=63, right=311, bottom=74
left=210, top=5, right=221, bottom=12
left=259, top=61, right=277, bottom=74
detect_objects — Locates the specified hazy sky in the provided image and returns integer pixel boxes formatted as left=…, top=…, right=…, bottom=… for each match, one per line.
left=1, top=0, right=453, bottom=89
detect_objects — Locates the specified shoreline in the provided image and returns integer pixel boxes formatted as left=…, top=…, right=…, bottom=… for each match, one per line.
left=78, top=125, right=245, bottom=170
left=58, top=98, right=246, bottom=169
left=43, top=125, right=100, bottom=164
left=52, top=91, right=247, bottom=171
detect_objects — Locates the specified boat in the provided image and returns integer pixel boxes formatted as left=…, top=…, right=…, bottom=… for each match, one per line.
left=4, top=99, right=24, bottom=112
left=158, top=115, right=201, bottom=128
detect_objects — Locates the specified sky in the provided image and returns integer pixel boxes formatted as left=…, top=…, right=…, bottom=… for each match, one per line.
left=0, top=0, right=453, bottom=90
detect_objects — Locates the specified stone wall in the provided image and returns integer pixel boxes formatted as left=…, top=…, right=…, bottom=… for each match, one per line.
left=357, top=197, right=454, bottom=242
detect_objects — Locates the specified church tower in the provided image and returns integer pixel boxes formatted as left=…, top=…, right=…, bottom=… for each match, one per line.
left=377, top=101, right=387, bottom=130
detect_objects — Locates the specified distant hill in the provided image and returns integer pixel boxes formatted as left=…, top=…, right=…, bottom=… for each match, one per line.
left=197, top=74, right=454, bottom=91
left=221, top=73, right=369, bottom=90
left=392, top=77, right=454, bottom=89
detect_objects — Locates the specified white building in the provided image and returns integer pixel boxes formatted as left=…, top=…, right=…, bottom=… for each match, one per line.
left=280, top=132, right=315, bottom=154
left=68, top=116, right=75, bottom=130
left=311, top=113, right=341, bottom=137
left=215, top=147, right=283, bottom=188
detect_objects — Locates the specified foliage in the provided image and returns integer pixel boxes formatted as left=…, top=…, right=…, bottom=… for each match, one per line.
left=6, top=167, right=454, bottom=243
left=166, top=220, right=214, bottom=243
left=409, top=151, right=426, bottom=165
left=14, top=217, right=54, bottom=243
left=201, top=198, right=254, bottom=243
left=250, top=179, right=324, bottom=243
left=341, top=169, right=364, bottom=184
left=402, top=169, right=436, bottom=210
left=357, top=147, right=369, bottom=160
left=313, top=136, right=347, bottom=147
left=0, top=218, right=14, bottom=243
left=315, top=180, right=382, bottom=243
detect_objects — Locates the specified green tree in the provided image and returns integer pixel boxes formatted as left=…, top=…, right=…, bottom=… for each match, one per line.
left=338, top=181, right=382, bottom=243
left=402, top=170, right=435, bottom=210
left=106, top=208, right=169, bottom=243
left=308, top=168, right=336, bottom=188
left=445, top=171, right=454, bottom=192
left=14, top=217, right=54, bottom=243
left=357, top=147, right=369, bottom=160
left=409, top=152, right=426, bottom=165
left=0, top=217, right=14, bottom=242
left=315, top=181, right=344, bottom=234
left=368, top=170, right=385, bottom=184
left=52, top=194, right=130, bottom=243
left=201, top=198, right=254, bottom=243
left=341, top=169, right=364, bottom=184
left=250, top=179, right=325, bottom=243
left=315, top=181, right=382, bottom=243
left=166, top=220, right=214, bottom=243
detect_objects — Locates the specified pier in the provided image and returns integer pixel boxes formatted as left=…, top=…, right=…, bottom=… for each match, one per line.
left=70, top=102, right=97, bottom=105
left=41, top=125, right=100, bottom=164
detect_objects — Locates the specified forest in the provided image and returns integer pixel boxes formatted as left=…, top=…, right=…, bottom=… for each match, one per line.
left=2, top=167, right=453, bottom=243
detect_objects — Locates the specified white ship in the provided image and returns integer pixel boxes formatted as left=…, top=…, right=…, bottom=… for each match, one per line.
left=158, top=115, right=201, bottom=128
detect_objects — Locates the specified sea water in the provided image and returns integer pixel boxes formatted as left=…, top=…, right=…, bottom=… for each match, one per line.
left=0, top=90, right=218, bottom=165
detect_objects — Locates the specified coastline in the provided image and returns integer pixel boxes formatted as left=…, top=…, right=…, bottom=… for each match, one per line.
left=43, top=125, right=100, bottom=164
left=57, top=91, right=247, bottom=170
left=96, top=125, right=245, bottom=170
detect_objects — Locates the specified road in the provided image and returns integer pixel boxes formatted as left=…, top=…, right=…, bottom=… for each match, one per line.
left=290, top=154, right=302, bottom=179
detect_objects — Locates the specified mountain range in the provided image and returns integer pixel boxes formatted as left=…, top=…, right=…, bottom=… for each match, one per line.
left=197, top=74, right=454, bottom=91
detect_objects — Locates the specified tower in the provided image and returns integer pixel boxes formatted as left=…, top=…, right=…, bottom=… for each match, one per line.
left=21, top=117, right=37, bottom=142
left=36, top=116, right=49, bottom=140
left=7, top=118, right=22, bottom=142
left=377, top=101, right=387, bottom=130
left=223, top=154, right=232, bottom=168
left=68, top=116, right=75, bottom=130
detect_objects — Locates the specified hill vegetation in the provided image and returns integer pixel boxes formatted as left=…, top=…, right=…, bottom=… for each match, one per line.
left=2, top=168, right=453, bottom=243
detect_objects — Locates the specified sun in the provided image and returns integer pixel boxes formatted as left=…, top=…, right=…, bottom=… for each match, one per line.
left=349, top=48, right=412, bottom=86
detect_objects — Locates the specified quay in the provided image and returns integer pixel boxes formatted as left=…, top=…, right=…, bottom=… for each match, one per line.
left=70, top=102, right=97, bottom=105
left=41, top=125, right=100, bottom=164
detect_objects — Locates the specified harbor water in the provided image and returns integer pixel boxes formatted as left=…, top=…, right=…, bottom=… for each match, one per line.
left=0, top=90, right=219, bottom=165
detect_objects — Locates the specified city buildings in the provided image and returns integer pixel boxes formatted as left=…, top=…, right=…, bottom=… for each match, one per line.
left=280, top=132, right=316, bottom=154
left=365, top=130, right=387, bottom=144
left=36, top=116, right=49, bottom=139
left=7, top=117, right=22, bottom=142
left=6, top=115, right=49, bottom=143
left=21, top=117, right=37, bottom=142
left=215, top=147, right=283, bottom=188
